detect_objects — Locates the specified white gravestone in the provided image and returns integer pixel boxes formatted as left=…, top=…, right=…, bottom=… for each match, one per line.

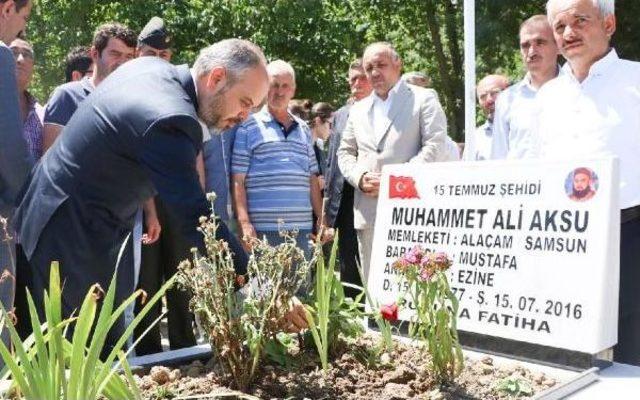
left=369, top=158, right=619, bottom=354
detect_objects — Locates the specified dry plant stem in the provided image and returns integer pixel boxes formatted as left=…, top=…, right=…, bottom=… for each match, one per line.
left=0, top=216, right=16, bottom=278
left=177, top=194, right=310, bottom=391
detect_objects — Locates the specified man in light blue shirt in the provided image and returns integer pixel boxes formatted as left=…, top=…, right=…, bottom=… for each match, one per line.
left=232, top=60, right=324, bottom=263
left=491, top=14, right=559, bottom=160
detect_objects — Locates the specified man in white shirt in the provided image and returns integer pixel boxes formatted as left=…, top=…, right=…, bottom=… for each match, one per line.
left=491, top=15, right=559, bottom=160
left=337, top=42, right=447, bottom=281
left=535, top=0, right=640, bottom=365
left=464, top=74, right=509, bottom=161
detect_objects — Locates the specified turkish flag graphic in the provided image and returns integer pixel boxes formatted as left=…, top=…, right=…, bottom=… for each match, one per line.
left=389, top=175, right=420, bottom=199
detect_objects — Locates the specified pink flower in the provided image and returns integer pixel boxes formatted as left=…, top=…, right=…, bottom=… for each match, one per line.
left=392, top=258, right=410, bottom=272
left=433, top=252, right=452, bottom=270
left=404, top=245, right=424, bottom=264
left=380, top=303, right=399, bottom=322
left=418, top=267, right=432, bottom=282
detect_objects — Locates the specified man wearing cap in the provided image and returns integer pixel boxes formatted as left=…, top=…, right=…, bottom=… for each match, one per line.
left=137, top=16, right=172, bottom=61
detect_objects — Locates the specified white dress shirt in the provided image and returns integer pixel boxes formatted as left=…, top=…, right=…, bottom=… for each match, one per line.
left=491, top=73, right=546, bottom=160
left=464, top=121, right=493, bottom=161
left=529, top=49, right=640, bottom=209
left=369, top=80, right=402, bottom=143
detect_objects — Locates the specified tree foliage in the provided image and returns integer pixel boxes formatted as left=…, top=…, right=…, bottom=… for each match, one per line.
left=27, top=0, right=466, bottom=138
left=26, top=1, right=640, bottom=142
left=476, top=0, right=640, bottom=82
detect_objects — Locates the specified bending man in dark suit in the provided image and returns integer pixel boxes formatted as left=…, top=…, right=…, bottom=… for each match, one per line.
left=14, top=39, right=268, bottom=348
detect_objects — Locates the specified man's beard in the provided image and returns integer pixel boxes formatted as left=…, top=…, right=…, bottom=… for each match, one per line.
left=198, top=86, right=241, bottom=130
left=572, top=187, right=592, bottom=199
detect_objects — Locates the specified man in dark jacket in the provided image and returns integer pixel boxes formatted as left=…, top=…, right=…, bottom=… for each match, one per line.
left=324, top=58, right=372, bottom=298
left=14, top=39, right=268, bottom=348
left=0, top=0, right=33, bottom=360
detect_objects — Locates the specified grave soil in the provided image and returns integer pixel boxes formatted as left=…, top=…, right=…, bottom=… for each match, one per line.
left=135, top=334, right=558, bottom=400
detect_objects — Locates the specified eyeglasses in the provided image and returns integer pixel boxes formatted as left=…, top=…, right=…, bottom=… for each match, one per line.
left=11, top=48, right=34, bottom=61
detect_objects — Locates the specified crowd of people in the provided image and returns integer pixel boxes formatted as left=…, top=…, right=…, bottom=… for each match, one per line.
left=0, top=0, right=638, bottom=367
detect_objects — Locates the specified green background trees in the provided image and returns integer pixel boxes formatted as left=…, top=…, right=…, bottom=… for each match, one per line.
left=26, top=0, right=640, bottom=141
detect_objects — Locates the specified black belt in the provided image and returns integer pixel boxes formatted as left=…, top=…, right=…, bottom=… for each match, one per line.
left=621, top=205, right=640, bottom=224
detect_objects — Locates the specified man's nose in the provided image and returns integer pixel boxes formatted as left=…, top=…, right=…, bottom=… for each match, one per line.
left=563, top=24, right=576, bottom=40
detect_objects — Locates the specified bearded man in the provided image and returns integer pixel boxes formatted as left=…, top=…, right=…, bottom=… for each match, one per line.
left=14, top=39, right=269, bottom=349
left=569, top=168, right=596, bottom=202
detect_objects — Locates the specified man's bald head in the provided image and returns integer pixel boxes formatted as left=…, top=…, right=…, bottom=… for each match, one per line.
left=477, top=74, right=510, bottom=121
left=362, top=42, right=402, bottom=98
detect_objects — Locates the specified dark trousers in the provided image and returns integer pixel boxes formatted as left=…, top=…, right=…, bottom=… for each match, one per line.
left=335, top=184, right=361, bottom=300
left=614, top=216, right=640, bottom=365
left=15, top=200, right=134, bottom=358
left=133, top=198, right=196, bottom=356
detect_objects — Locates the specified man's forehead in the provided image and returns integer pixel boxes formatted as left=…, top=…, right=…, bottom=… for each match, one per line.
left=10, top=39, right=32, bottom=51
left=364, top=49, right=393, bottom=63
left=520, top=24, right=553, bottom=41
left=269, top=72, right=294, bottom=83
left=478, top=78, right=507, bottom=92
left=549, top=0, right=595, bottom=20
left=348, top=68, right=366, bottom=78
left=105, top=37, right=135, bottom=51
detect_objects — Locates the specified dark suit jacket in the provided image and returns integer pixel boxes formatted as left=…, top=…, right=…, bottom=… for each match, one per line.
left=15, top=57, right=247, bottom=287
left=0, top=43, right=32, bottom=219
left=323, top=104, right=351, bottom=227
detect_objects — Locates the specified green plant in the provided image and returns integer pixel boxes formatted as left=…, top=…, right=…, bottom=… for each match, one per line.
left=176, top=194, right=310, bottom=392
left=495, top=377, right=534, bottom=397
left=0, top=261, right=174, bottom=400
left=264, top=332, right=295, bottom=367
left=355, top=260, right=394, bottom=353
left=393, top=246, right=463, bottom=383
left=305, top=233, right=365, bottom=372
left=153, top=385, right=176, bottom=400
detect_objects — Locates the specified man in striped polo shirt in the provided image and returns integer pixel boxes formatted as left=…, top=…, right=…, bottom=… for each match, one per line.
left=232, top=60, right=324, bottom=263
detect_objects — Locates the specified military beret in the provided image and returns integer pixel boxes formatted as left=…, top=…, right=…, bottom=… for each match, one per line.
left=138, top=17, right=172, bottom=50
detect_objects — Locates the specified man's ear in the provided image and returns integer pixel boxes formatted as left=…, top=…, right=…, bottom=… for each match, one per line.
left=604, top=14, right=616, bottom=38
left=0, top=1, right=15, bottom=20
left=89, top=45, right=99, bottom=62
left=206, top=66, right=227, bottom=91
